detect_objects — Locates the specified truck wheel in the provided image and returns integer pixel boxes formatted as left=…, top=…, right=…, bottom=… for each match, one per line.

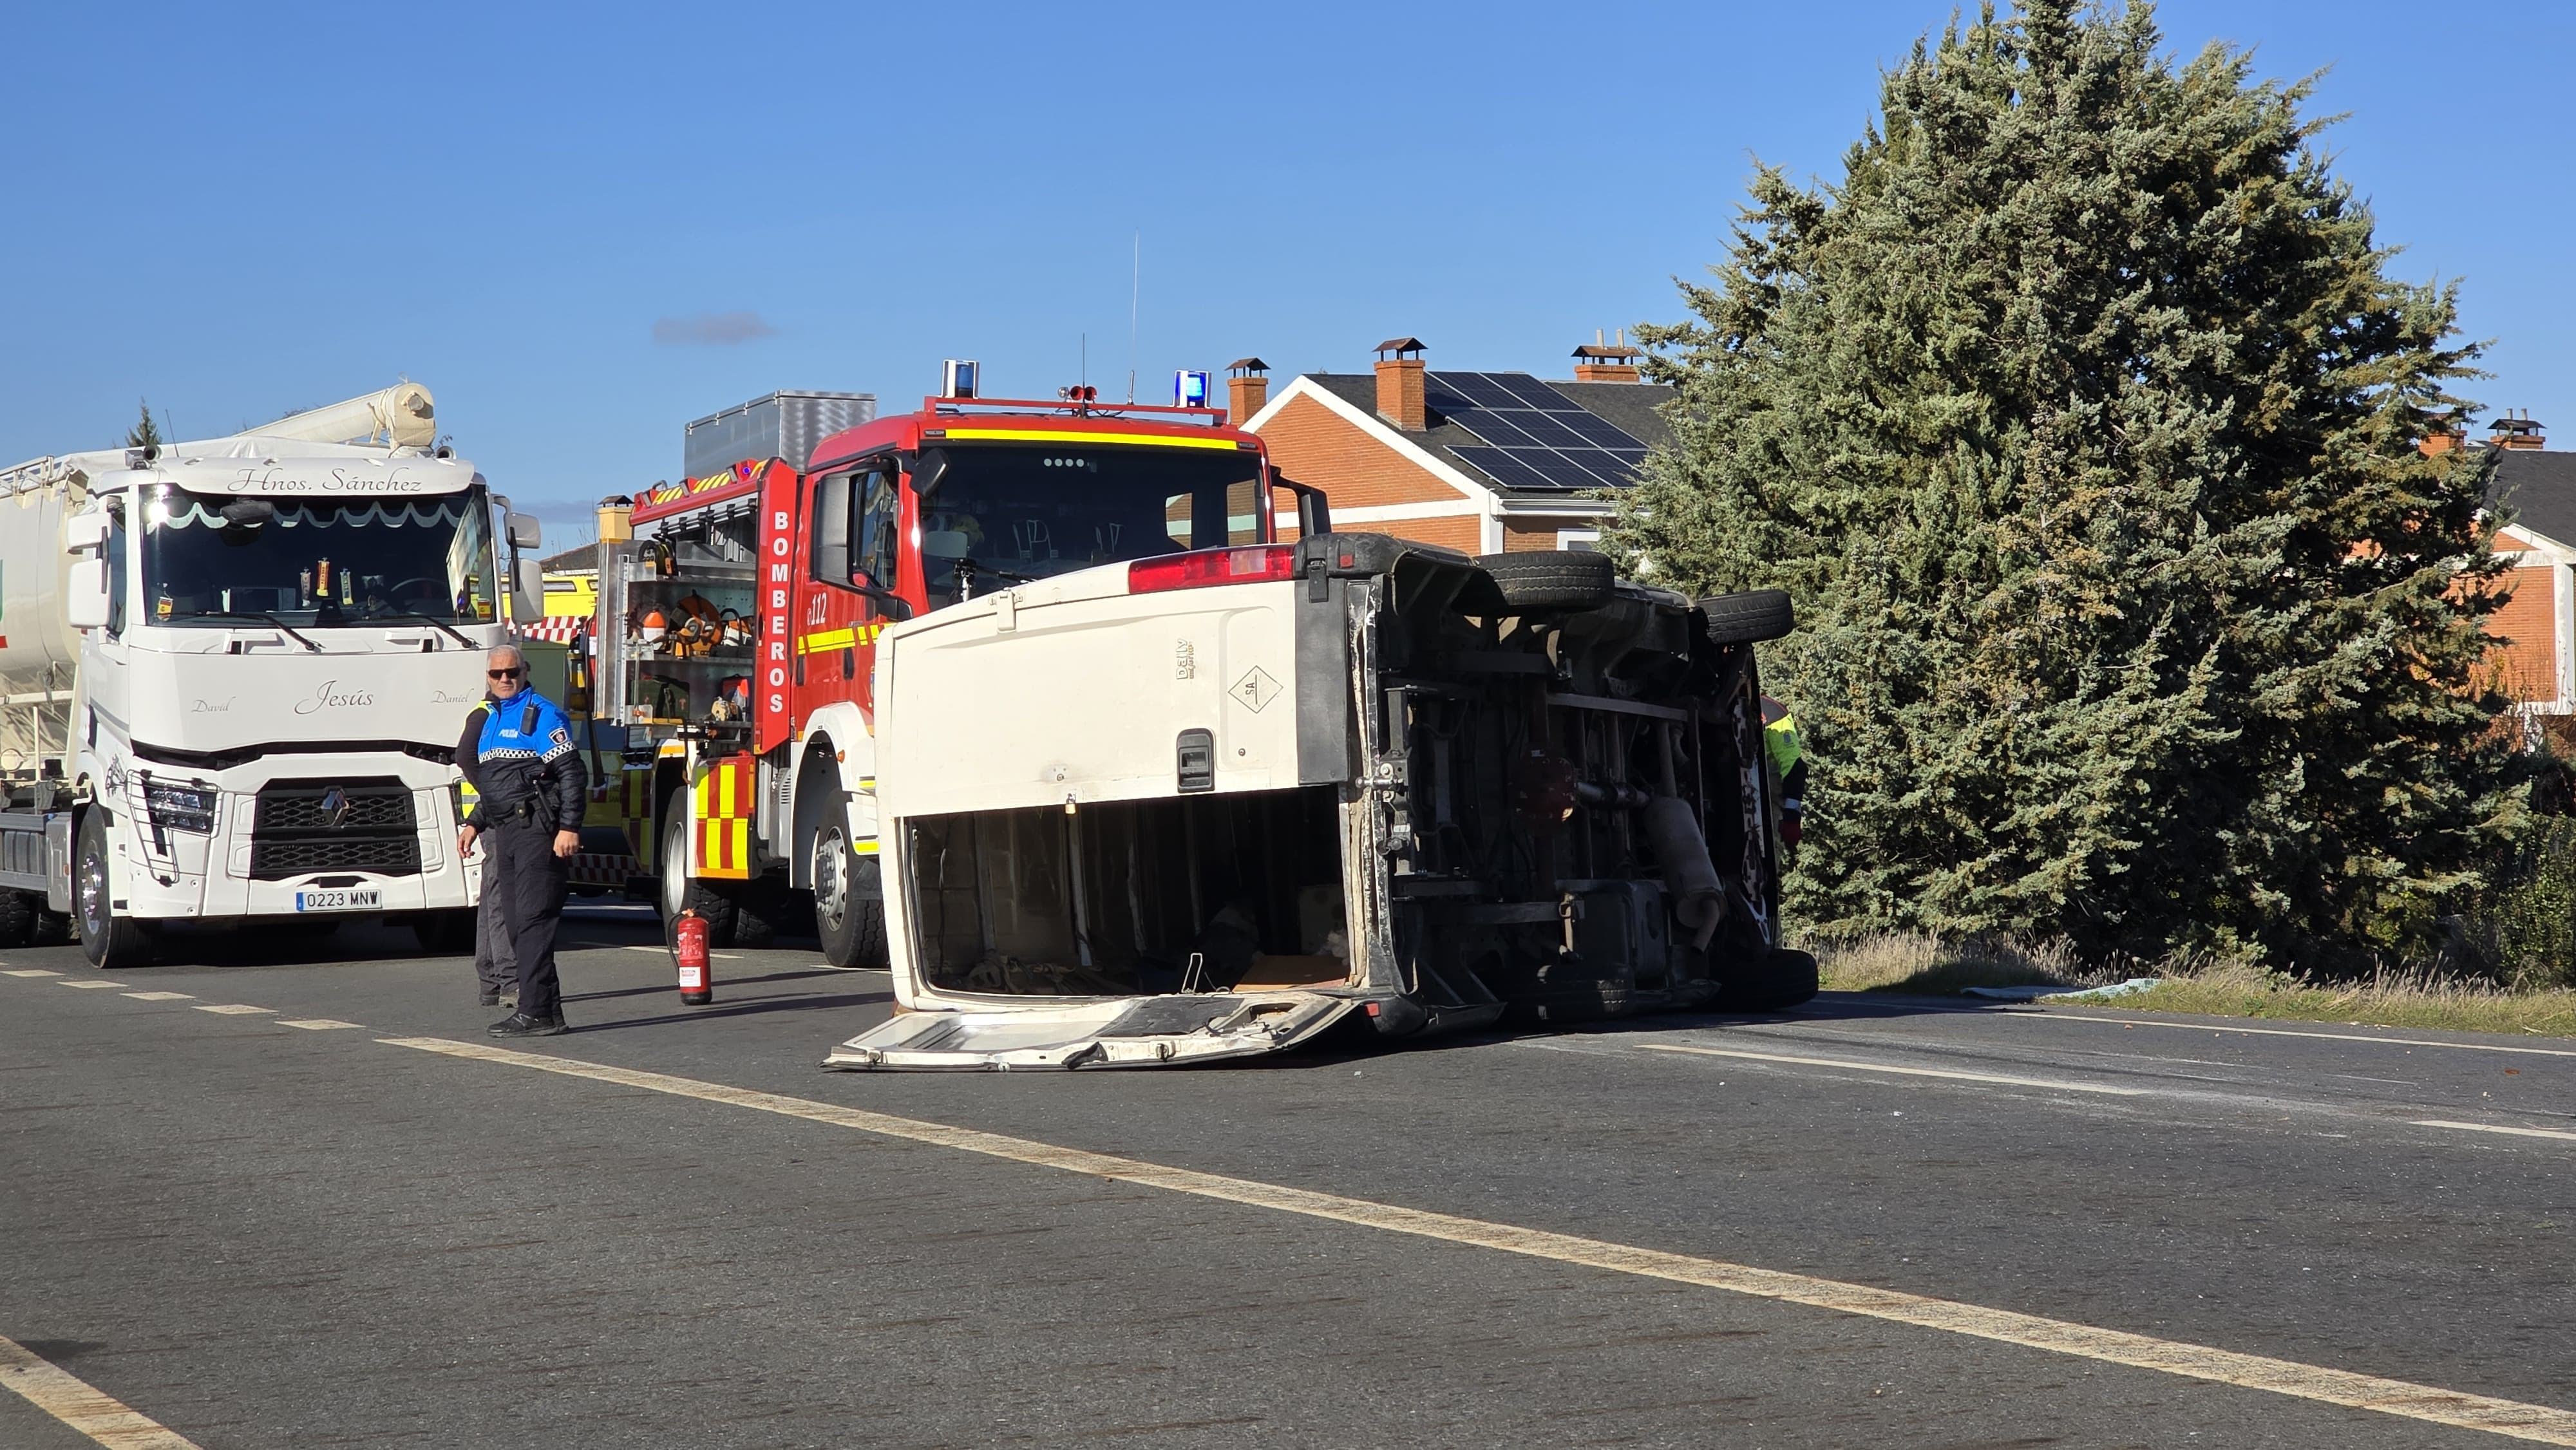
left=812, top=820, right=887, bottom=969
left=0, top=890, right=35, bottom=948
left=658, top=790, right=736, bottom=949
left=32, top=910, right=71, bottom=946
left=1476, top=551, right=1616, bottom=614
left=1716, top=948, right=1819, bottom=1012
left=412, top=909, right=478, bottom=955
left=1698, top=588, right=1795, bottom=645
left=726, top=878, right=783, bottom=949
left=75, top=811, right=153, bottom=970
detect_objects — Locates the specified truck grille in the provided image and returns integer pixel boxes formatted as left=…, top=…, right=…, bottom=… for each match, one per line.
left=249, top=777, right=421, bottom=881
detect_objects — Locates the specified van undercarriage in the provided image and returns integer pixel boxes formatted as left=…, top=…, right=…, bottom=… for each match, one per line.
left=829, top=535, right=1811, bottom=1070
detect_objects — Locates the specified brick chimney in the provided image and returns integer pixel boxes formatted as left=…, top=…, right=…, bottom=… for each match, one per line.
left=2420, top=411, right=2470, bottom=457
left=1226, top=357, right=1269, bottom=425
left=2490, top=410, right=2548, bottom=451
left=1571, top=328, right=1644, bottom=383
left=1374, top=337, right=1427, bottom=431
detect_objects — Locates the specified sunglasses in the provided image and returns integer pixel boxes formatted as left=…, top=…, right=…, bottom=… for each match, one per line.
left=487, top=667, right=525, bottom=679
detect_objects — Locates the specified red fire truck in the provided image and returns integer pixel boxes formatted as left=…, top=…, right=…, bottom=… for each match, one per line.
left=595, top=377, right=1329, bottom=966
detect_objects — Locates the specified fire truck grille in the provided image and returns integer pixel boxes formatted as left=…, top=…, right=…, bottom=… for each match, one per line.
left=249, top=777, right=422, bottom=881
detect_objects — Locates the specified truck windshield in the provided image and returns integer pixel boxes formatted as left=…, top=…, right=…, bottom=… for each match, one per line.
left=138, top=487, right=500, bottom=627
left=918, top=442, right=1263, bottom=610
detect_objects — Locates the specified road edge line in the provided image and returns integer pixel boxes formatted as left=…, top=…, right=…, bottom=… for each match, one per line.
left=1636, top=1041, right=2148, bottom=1095
left=377, top=1035, right=2576, bottom=1445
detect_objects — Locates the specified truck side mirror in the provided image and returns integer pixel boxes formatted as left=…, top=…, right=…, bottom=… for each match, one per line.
left=512, top=557, right=544, bottom=626
left=66, top=558, right=109, bottom=630
left=64, top=511, right=109, bottom=552
left=1276, top=476, right=1331, bottom=538
left=507, top=513, right=544, bottom=551
left=854, top=574, right=913, bottom=622
left=910, top=449, right=951, bottom=502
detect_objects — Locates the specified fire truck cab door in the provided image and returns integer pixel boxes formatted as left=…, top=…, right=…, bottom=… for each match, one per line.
left=793, top=461, right=894, bottom=726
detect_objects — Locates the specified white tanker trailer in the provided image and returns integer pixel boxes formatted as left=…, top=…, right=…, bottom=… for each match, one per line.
left=0, top=386, right=547, bottom=966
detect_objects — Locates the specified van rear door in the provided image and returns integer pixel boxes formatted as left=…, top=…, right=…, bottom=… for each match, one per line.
left=822, top=992, right=1356, bottom=1071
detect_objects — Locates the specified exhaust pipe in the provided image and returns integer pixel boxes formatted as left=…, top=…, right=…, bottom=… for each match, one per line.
left=1641, top=796, right=1727, bottom=950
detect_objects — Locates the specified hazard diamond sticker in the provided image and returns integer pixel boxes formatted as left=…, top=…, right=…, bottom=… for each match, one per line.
left=1229, top=666, right=1281, bottom=713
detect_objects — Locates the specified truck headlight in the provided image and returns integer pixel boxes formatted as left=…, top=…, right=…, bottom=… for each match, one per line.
left=144, top=782, right=218, bottom=834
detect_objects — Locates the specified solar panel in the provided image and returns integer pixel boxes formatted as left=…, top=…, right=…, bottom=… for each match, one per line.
left=1426, top=371, right=1650, bottom=491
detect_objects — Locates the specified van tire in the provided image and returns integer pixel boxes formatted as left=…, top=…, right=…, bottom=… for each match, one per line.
left=75, top=811, right=153, bottom=970
left=1716, top=948, right=1819, bottom=1012
left=1527, top=954, right=1636, bottom=1022
left=1699, top=588, right=1795, bottom=645
left=658, top=789, right=737, bottom=949
left=1477, top=551, right=1616, bottom=614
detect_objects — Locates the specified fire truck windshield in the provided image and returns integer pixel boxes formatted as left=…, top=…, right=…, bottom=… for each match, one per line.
left=916, top=443, right=1264, bottom=610
left=138, top=485, right=501, bottom=628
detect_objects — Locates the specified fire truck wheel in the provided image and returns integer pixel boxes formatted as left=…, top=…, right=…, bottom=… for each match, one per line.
left=725, top=879, right=782, bottom=949
left=1697, top=588, right=1795, bottom=646
left=0, top=890, right=35, bottom=948
left=813, top=822, right=886, bottom=969
left=1475, top=551, right=1616, bottom=614
left=75, top=811, right=153, bottom=970
left=658, top=790, right=737, bottom=950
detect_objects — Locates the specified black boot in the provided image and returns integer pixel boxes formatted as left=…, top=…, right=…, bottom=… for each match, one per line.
left=488, top=1012, right=568, bottom=1037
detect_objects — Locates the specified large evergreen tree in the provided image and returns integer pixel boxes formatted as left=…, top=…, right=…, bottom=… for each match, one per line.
left=1612, top=0, right=2512, bottom=967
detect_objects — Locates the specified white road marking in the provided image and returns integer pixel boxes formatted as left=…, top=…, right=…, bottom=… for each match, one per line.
left=379, top=1036, right=2576, bottom=1445
left=278, top=1019, right=364, bottom=1031
left=191, top=1004, right=272, bottom=1016
left=2, top=968, right=62, bottom=978
left=121, top=992, right=194, bottom=1002
left=57, top=981, right=125, bottom=990
left=2028, top=1012, right=2576, bottom=1059
left=1636, top=1042, right=2148, bottom=1095
left=2412, top=1119, right=2576, bottom=1144
left=0, top=1332, right=203, bottom=1449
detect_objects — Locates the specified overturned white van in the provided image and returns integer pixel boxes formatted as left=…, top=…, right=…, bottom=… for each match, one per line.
left=824, top=536, right=1813, bottom=1071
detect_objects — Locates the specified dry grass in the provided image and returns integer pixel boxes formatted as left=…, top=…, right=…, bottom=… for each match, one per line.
left=1808, top=931, right=2576, bottom=1039
left=1813, top=932, right=2107, bottom=996
left=2110, top=959, right=2576, bottom=1039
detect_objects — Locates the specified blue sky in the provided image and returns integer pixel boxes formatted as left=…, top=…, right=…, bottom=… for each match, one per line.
left=5, top=1, right=2566, bottom=536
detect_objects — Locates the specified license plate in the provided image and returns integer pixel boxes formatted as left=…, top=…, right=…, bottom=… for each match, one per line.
left=294, top=889, right=381, bottom=912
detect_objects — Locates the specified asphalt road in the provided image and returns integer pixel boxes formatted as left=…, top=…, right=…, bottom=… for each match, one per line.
left=4, top=904, right=2572, bottom=1449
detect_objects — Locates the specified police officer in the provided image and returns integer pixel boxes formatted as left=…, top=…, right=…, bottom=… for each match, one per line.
left=452, top=701, right=515, bottom=1010
left=455, top=645, right=587, bottom=1036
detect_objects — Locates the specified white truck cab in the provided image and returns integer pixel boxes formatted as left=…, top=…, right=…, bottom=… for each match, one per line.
left=0, top=391, right=544, bottom=966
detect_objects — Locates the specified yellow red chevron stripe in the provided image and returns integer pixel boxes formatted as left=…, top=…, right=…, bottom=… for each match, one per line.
left=691, top=755, right=755, bottom=880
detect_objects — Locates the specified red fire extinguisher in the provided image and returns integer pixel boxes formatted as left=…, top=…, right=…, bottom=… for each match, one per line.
left=676, top=910, right=713, bottom=1004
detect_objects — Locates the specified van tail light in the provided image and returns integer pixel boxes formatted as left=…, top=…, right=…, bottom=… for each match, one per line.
left=1128, top=545, right=1298, bottom=594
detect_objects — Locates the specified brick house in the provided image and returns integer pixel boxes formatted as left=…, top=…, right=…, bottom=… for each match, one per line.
left=2478, top=414, right=2576, bottom=711
left=1233, top=336, right=1672, bottom=555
